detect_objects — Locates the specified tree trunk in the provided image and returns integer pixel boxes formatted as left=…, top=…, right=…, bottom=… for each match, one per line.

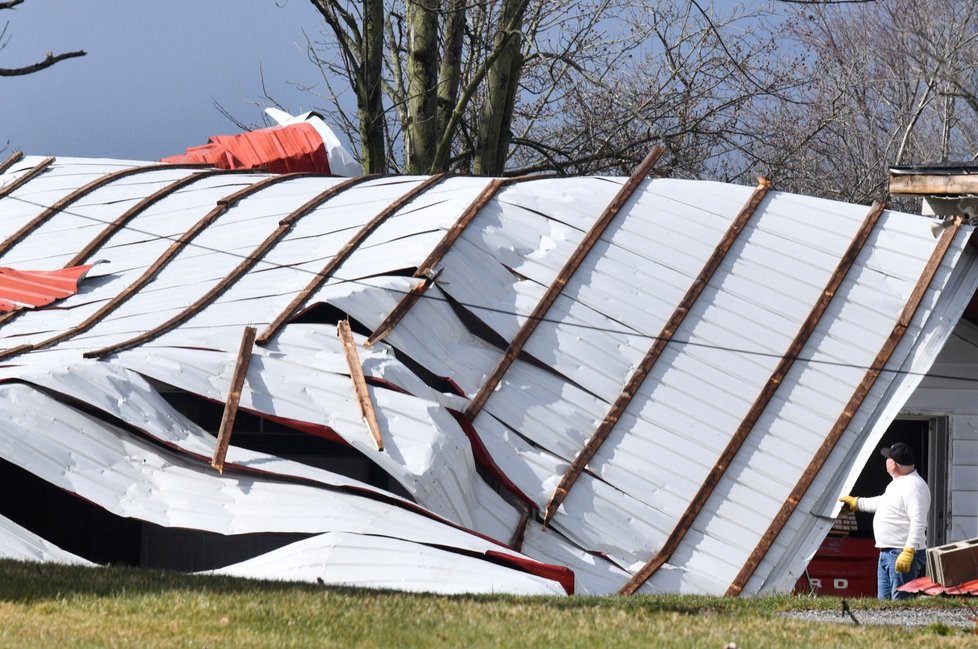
left=474, top=0, right=526, bottom=176
left=436, top=0, right=466, bottom=168
left=405, top=0, right=440, bottom=173
left=360, top=0, right=386, bottom=173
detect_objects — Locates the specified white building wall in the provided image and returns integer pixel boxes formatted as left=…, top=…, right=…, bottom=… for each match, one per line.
left=903, top=318, right=978, bottom=541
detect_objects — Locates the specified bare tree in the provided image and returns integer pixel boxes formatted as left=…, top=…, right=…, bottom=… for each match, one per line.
left=512, top=1, right=801, bottom=178
left=299, top=0, right=803, bottom=178
left=306, top=0, right=537, bottom=175
left=744, top=0, right=978, bottom=205
left=0, top=0, right=85, bottom=77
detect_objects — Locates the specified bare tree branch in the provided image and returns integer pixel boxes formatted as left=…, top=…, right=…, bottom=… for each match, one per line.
left=0, top=49, right=85, bottom=76
left=1, top=0, right=85, bottom=76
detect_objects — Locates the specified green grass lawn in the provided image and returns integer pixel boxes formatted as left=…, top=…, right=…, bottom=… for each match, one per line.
left=0, top=559, right=975, bottom=648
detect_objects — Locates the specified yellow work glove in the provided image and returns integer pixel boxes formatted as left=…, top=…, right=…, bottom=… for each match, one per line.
left=838, top=495, right=858, bottom=513
left=895, top=546, right=916, bottom=573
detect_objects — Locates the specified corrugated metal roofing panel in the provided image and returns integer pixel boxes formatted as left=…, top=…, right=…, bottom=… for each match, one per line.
left=0, top=380, right=570, bottom=589
left=210, top=531, right=566, bottom=595
left=898, top=576, right=978, bottom=596
left=0, top=265, right=91, bottom=311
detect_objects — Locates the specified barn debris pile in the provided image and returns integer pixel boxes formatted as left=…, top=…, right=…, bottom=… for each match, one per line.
left=0, top=146, right=976, bottom=596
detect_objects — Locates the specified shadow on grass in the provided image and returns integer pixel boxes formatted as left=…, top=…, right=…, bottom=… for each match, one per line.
left=0, top=558, right=339, bottom=603
left=0, top=557, right=748, bottom=616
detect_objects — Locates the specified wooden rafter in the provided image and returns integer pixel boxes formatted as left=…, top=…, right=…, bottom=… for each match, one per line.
left=0, top=163, right=209, bottom=259
left=364, top=269, right=442, bottom=348
left=361, top=176, right=522, bottom=348
left=363, top=173, right=571, bottom=349
left=12, top=173, right=305, bottom=362
left=0, top=156, right=54, bottom=200
left=0, top=170, right=251, bottom=333
left=83, top=175, right=372, bottom=360
left=541, top=176, right=771, bottom=526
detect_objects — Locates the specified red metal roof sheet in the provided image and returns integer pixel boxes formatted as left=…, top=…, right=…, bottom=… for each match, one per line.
left=0, top=265, right=92, bottom=312
left=161, top=122, right=331, bottom=174
left=898, top=576, right=978, bottom=596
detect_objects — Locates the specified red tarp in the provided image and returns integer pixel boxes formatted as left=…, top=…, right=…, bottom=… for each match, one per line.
left=161, top=122, right=331, bottom=174
left=0, top=265, right=92, bottom=312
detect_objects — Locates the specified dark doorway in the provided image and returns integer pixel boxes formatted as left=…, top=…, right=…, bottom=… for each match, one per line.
left=847, top=417, right=948, bottom=546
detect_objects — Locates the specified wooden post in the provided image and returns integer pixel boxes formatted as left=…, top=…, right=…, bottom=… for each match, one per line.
left=211, top=326, right=257, bottom=473
left=338, top=320, right=384, bottom=451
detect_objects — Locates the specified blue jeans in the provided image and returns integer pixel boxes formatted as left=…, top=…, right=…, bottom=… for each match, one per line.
left=877, top=547, right=926, bottom=600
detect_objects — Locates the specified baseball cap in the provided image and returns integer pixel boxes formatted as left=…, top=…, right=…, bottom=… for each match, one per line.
left=880, top=442, right=915, bottom=466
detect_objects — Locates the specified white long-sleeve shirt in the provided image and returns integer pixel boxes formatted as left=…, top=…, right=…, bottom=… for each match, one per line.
left=857, top=470, right=930, bottom=549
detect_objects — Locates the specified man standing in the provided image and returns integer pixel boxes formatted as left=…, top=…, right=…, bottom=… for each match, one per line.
left=839, top=442, right=929, bottom=600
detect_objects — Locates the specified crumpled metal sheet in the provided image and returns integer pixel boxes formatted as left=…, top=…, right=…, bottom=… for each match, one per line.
left=0, top=380, right=572, bottom=593
left=209, top=531, right=567, bottom=596
left=1, top=155, right=976, bottom=597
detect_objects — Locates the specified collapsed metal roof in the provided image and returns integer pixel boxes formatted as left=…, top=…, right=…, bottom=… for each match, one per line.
left=1, top=148, right=976, bottom=596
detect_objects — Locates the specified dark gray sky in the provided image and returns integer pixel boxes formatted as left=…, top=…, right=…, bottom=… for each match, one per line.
left=2, top=0, right=335, bottom=160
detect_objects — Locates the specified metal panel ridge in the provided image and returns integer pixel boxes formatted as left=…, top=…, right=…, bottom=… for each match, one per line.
left=464, top=146, right=667, bottom=419
left=618, top=199, right=885, bottom=595
left=726, top=216, right=964, bottom=596
left=543, top=177, right=772, bottom=526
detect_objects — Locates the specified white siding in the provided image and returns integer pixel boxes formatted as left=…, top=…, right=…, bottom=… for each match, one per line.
left=904, top=319, right=978, bottom=540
